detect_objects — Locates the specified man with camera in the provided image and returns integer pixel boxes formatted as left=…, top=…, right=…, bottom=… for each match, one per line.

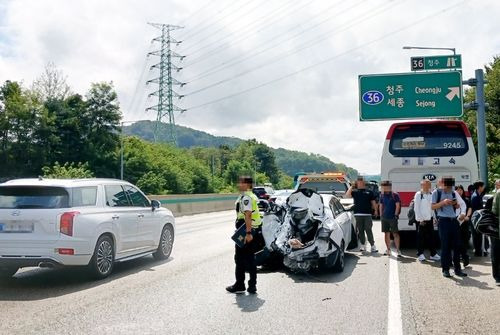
left=432, top=177, right=468, bottom=278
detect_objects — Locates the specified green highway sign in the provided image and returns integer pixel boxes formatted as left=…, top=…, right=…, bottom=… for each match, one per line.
left=359, top=71, right=463, bottom=121
left=411, top=54, right=462, bottom=71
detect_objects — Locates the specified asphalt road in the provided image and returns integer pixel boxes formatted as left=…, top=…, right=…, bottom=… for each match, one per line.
left=1, top=211, right=499, bottom=335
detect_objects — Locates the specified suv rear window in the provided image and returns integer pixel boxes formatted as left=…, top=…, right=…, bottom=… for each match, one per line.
left=0, top=186, right=70, bottom=209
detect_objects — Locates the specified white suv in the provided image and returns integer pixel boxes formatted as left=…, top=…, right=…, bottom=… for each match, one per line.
left=0, top=178, right=175, bottom=279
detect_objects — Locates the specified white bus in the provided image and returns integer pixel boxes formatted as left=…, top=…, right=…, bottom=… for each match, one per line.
left=381, top=120, right=479, bottom=232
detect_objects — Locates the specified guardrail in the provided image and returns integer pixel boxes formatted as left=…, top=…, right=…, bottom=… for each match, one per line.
left=149, top=193, right=238, bottom=216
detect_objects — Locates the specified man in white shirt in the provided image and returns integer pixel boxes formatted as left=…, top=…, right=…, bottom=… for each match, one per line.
left=414, top=179, right=440, bottom=262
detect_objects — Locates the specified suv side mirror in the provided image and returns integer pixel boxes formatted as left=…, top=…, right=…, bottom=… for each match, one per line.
left=151, top=199, right=161, bottom=211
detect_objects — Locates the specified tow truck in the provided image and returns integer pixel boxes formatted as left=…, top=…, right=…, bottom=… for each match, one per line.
left=296, top=172, right=354, bottom=210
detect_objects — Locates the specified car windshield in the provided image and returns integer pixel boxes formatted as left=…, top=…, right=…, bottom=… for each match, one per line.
left=0, top=186, right=70, bottom=209
left=253, top=188, right=267, bottom=195
left=276, top=190, right=293, bottom=197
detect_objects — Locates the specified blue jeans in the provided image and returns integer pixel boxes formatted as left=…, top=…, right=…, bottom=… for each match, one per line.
left=438, top=217, right=462, bottom=272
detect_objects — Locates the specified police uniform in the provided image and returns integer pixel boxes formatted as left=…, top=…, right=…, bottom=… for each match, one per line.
left=233, top=191, right=263, bottom=291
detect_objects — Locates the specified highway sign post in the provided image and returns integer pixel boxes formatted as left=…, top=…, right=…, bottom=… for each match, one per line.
left=411, top=54, right=462, bottom=71
left=358, top=71, right=463, bottom=121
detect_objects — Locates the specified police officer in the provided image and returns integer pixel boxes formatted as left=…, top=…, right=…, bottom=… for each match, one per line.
left=432, top=177, right=467, bottom=278
left=226, top=176, right=263, bottom=294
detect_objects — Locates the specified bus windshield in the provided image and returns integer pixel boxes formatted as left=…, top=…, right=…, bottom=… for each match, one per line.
left=389, top=123, right=468, bottom=157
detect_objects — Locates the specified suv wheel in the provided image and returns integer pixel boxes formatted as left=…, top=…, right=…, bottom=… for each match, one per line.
left=89, top=235, right=114, bottom=279
left=153, top=224, right=174, bottom=260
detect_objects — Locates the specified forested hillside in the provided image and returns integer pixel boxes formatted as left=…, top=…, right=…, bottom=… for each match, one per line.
left=124, top=121, right=359, bottom=180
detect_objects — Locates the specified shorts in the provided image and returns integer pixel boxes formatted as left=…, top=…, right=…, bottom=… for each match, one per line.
left=381, top=218, right=399, bottom=233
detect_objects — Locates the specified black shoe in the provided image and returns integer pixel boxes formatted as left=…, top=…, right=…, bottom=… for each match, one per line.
left=454, top=270, right=467, bottom=277
left=483, top=251, right=489, bottom=257
left=247, top=286, right=257, bottom=294
left=442, top=270, right=451, bottom=278
left=462, top=256, right=470, bottom=267
left=226, top=285, right=246, bottom=294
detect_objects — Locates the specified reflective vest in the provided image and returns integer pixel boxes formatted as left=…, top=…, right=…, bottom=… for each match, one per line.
left=236, top=191, right=262, bottom=228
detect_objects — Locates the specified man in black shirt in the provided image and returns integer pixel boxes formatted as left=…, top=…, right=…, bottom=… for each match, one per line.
left=346, top=177, right=379, bottom=253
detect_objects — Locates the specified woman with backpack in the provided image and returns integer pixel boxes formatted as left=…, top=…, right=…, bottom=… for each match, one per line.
left=414, top=179, right=441, bottom=262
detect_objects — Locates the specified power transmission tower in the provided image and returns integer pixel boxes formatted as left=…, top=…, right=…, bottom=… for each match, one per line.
left=146, top=22, right=186, bottom=144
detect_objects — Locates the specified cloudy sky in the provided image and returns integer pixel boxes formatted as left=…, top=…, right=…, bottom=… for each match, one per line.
left=1, top=0, right=499, bottom=174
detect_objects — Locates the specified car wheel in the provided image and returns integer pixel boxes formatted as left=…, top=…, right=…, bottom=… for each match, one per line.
left=333, top=241, right=345, bottom=273
left=0, top=267, right=18, bottom=279
left=347, top=225, right=358, bottom=250
left=153, top=224, right=174, bottom=261
left=89, top=235, right=114, bottom=279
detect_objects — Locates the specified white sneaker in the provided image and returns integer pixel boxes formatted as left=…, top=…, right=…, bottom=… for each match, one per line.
left=371, top=244, right=378, bottom=253
left=418, top=254, right=426, bottom=262
left=430, top=254, right=441, bottom=261
left=359, top=244, right=366, bottom=252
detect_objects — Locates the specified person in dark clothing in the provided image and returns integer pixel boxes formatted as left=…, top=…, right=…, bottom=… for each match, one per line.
left=470, top=181, right=487, bottom=256
left=455, top=185, right=471, bottom=266
left=432, top=177, right=468, bottom=278
left=491, top=180, right=500, bottom=286
left=346, top=177, right=379, bottom=253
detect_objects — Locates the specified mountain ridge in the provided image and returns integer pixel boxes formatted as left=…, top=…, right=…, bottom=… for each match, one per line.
left=124, top=120, right=359, bottom=178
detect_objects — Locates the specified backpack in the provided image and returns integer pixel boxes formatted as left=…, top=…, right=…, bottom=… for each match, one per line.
left=434, top=189, right=456, bottom=218
left=407, top=192, right=424, bottom=225
left=471, top=209, right=499, bottom=239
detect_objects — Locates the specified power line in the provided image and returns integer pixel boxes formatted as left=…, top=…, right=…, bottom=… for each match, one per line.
left=182, top=0, right=306, bottom=56
left=185, top=0, right=363, bottom=81
left=184, top=0, right=397, bottom=96
left=186, top=0, right=467, bottom=110
left=179, top=0, right=258, bottom=42
left=183, top=0, right=344, bottom=67
left=180, top=0, right=272, bottom=53
left=177, top=0, right=215, bottom=26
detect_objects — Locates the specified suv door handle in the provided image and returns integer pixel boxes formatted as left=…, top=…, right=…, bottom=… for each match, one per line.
left=137, top=214, right=144, bottom=218
left=112, top=215, right=120, bottom=220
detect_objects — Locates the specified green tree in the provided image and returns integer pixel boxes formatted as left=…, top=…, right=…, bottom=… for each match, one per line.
left=42, top=162, right=94, bottom=178
left=253, top=143, right=280, bottom=185
left=463, top=56, right=500, bottom=186
left=82, top=82, right=121, bottom=177
left=0, top=81, right=38, bottom=177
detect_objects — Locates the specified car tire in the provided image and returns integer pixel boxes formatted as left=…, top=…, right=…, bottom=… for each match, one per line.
left=0, top=267, right=18, bottom=279
left=153, top=224, right=174, bottom=261
left=347, top=225, right=358, bottom=250
left=333, top=241, right=345, bottom=273
left=89, top=235, right=115, bottom=279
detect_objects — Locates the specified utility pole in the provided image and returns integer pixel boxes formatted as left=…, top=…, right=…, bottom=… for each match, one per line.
left=464, top=69, right=488, bottom=188
left=146, top=23, right=186, bottom=144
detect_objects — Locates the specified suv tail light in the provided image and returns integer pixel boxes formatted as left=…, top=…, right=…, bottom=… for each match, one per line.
left=60, top=211, right=79, bottom=236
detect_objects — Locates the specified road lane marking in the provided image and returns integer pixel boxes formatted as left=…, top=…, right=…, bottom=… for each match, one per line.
left=388, top=253, right=403, bottom=335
